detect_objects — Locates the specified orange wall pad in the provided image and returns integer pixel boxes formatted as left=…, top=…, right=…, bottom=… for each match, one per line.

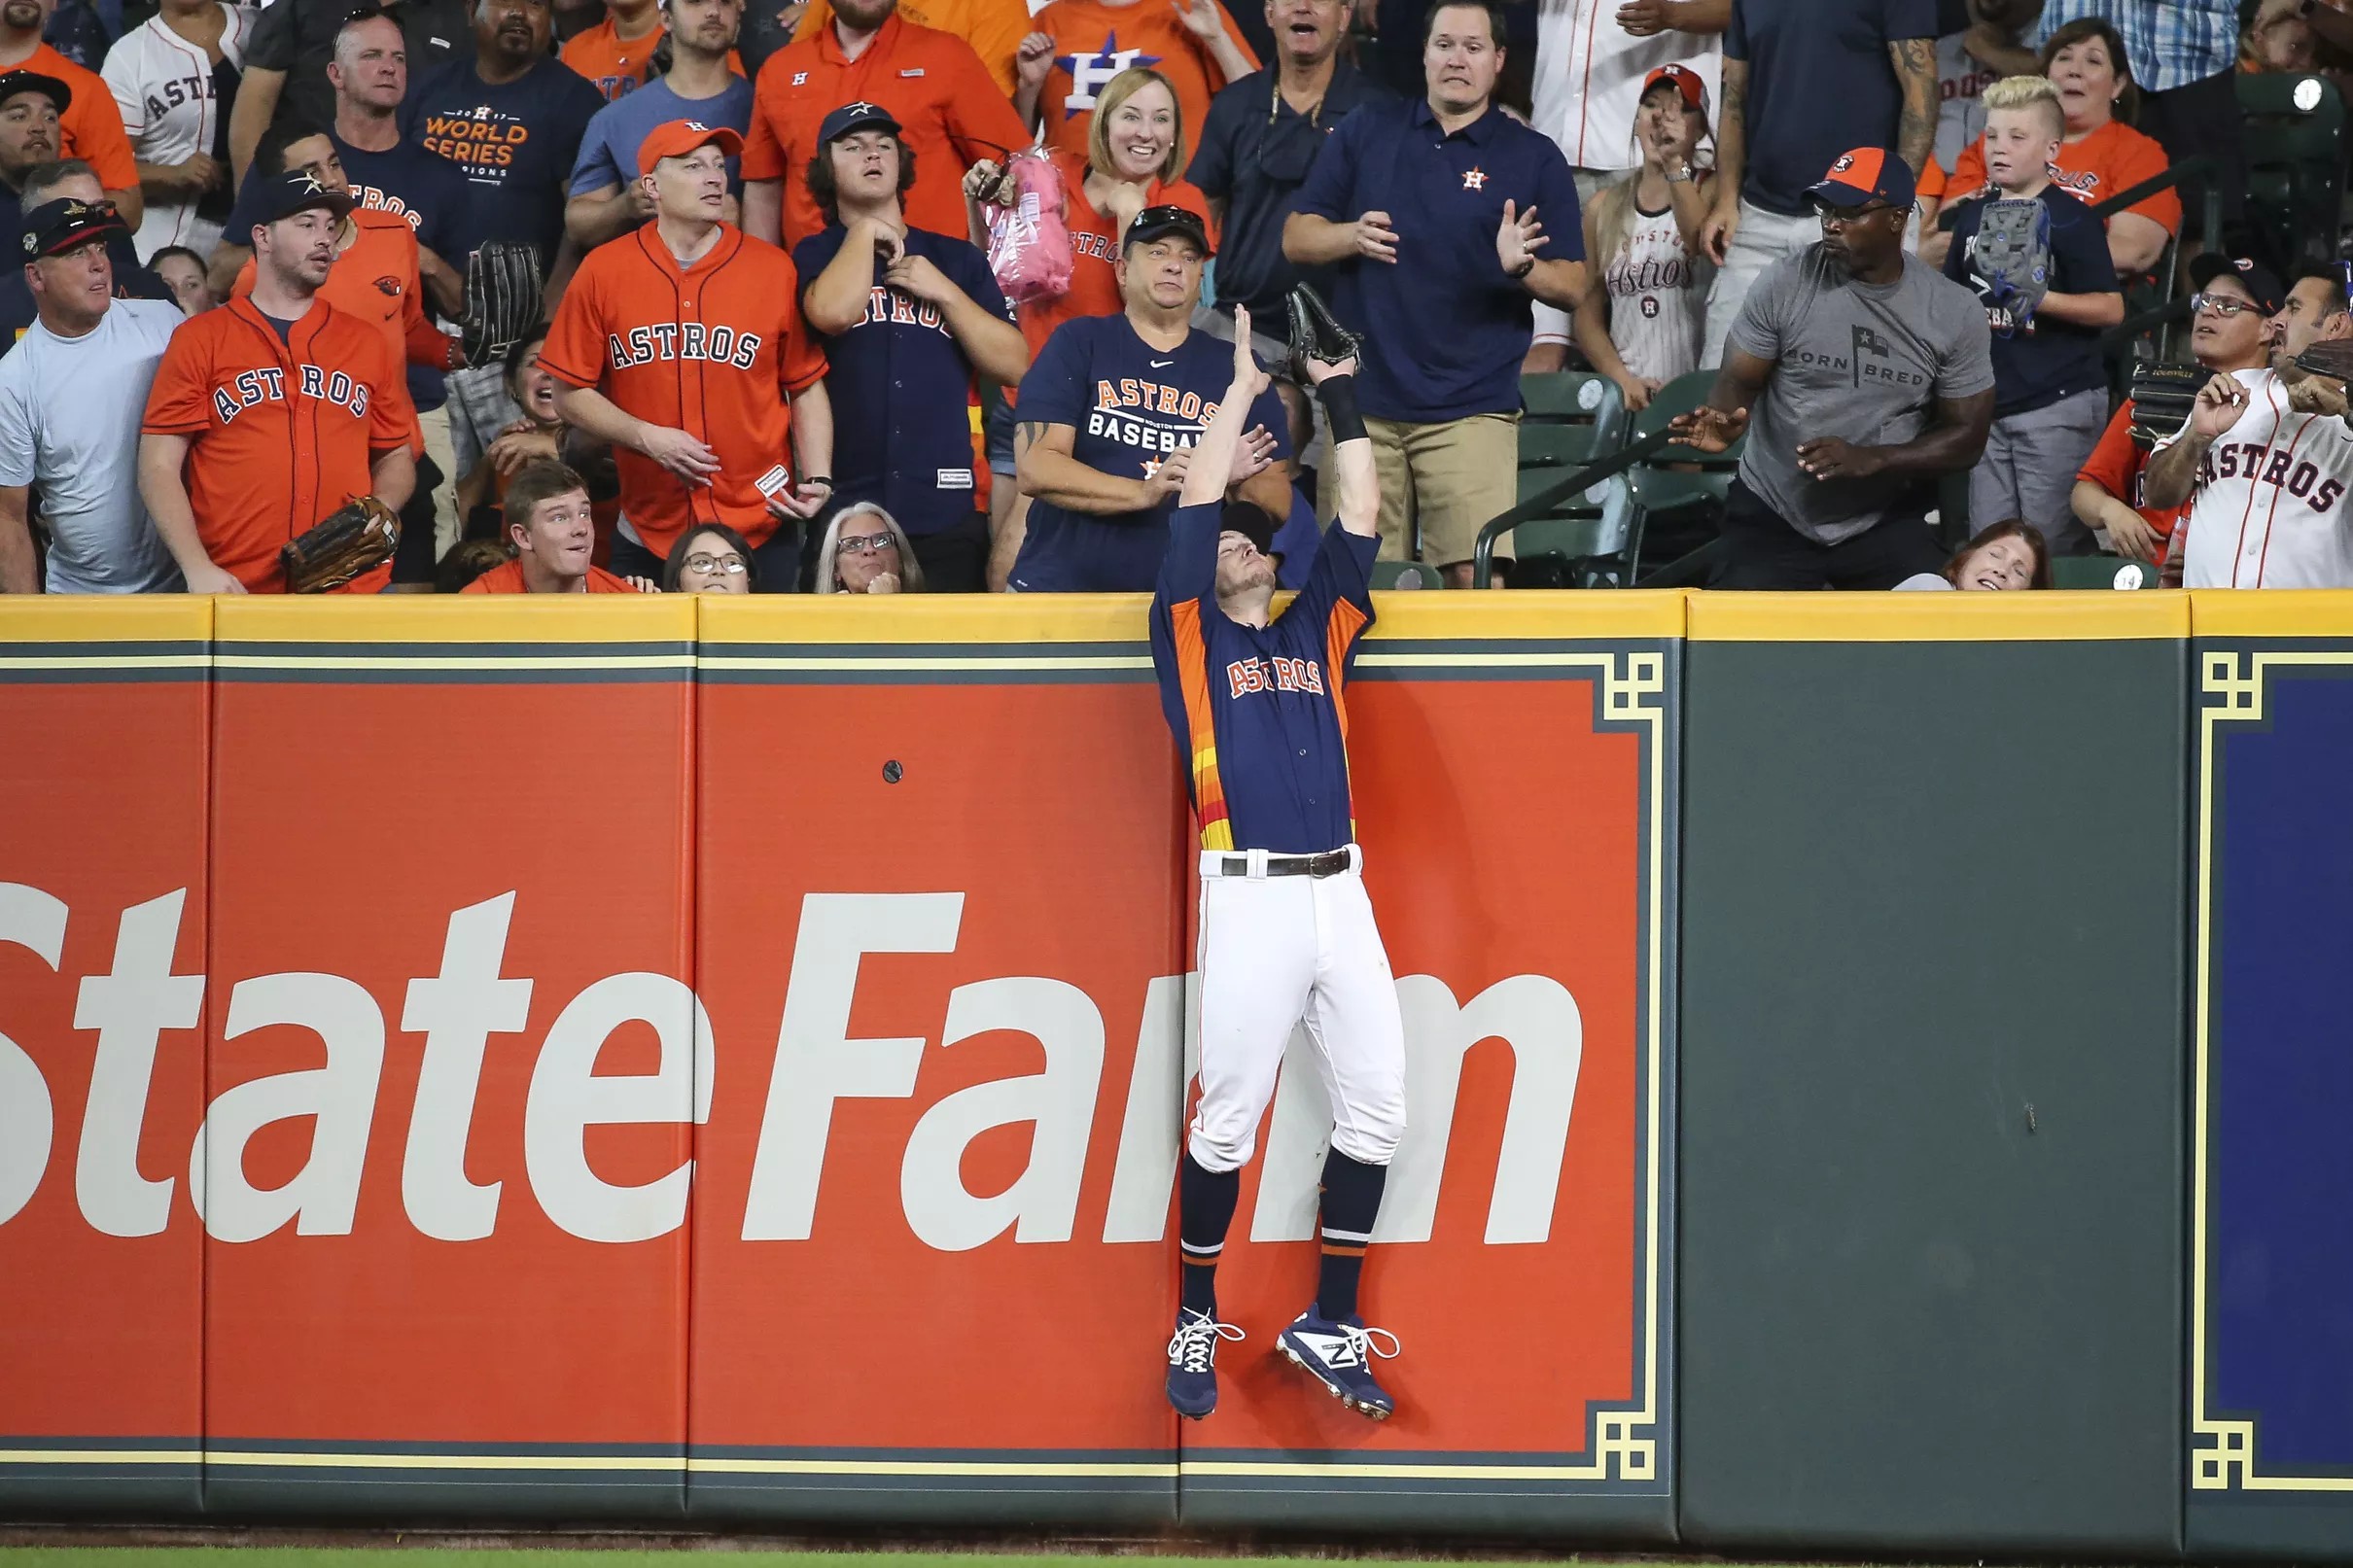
left=0, top=595, right=1675, bottom=1535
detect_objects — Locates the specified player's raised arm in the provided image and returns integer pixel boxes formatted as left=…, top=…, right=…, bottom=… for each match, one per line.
left=1287, top=288, right=1375, bottom=539
left=1178, top=305, right=1273, bottom=509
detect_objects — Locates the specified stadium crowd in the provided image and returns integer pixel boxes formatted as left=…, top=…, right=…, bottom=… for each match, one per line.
left=0, top=0, right=2347, bottom=596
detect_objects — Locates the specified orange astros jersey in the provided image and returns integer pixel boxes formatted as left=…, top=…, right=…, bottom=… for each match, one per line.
left=560, top=17, right=747, bottom=100
left=229, top=209, right=446, bottom=450
left=141, top=296, right=415, bottom=594
left=537, top=224, right=827, bottom=557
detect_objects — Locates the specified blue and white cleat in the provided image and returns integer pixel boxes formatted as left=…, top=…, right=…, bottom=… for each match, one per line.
left=1165, top=1308, right=1247, bottom=1419
left=1276, top=1309, right=1401, bottom=1419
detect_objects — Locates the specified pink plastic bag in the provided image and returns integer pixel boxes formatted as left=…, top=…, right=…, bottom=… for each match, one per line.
left=985, top=149, right=1072, bottom=307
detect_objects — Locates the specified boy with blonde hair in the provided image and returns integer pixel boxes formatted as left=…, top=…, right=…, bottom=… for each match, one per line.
left=1941, top=74, right=2124, bottom=553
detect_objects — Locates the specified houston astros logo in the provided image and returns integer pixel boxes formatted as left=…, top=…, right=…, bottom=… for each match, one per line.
left=1461, top=167, right=1487, bottom=191
left=1056, top=31, right=1163, bottom=116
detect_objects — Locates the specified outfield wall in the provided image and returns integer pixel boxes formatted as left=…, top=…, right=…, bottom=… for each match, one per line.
left=0, top=590, right=2348, bottom=1556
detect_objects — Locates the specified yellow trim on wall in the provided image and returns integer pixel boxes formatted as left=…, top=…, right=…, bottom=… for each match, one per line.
left=1689, top=591, right=2192, bottom=642
left=214, top=596, right=695, bottom=645
left=0, top=597, right=210, bottom=644
left=2190, top=590, right=2353, bottom=639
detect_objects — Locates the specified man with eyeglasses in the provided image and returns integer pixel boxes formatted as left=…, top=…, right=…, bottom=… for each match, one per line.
left=1668, top=146, right=1993, bottom=589
left=1186, top=0, right=1391, bottom=458
left=2144, top=256, right=2353, bottom=590
left=2069, top=254, right=2278, bottom=568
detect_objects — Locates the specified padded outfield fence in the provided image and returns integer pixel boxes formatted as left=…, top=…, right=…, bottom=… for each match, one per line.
left=0, top=589, right=2348, bottom=1559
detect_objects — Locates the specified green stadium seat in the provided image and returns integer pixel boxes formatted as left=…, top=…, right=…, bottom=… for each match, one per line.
left=1622, top=369, right=1738, bottom=579
left=2237, top=73, right=2347, bottom=270
left=1496, top=373, right=1638, bottom=586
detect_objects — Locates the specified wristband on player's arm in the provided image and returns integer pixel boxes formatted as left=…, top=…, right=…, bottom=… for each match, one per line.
left=1316, top=372, right=1367, bottom=446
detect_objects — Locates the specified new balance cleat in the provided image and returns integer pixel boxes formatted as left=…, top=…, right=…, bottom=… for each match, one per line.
left=1165, top=1308, right=1246, bottom=1419
left=1276, top=1309, right=1400, bottom=1419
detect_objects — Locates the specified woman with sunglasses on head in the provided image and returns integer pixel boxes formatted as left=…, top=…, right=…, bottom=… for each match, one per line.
left=965, top=65, right=1215, bottom=587
left=814, top=503, right=927, bottom=593
left=663, top=522, right=760, bottom=592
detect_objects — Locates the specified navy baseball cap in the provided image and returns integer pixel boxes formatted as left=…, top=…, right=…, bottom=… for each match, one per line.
left=19, top=196, right=123, bottom=259
left=1220, top=500, right=1281, bottom=562
left=819, top=100, right=900, bottom=144
left=1809, top=147, right=1915, bottom=210
left=2190, top=253, right=2285, bottom=315
left=259, top=168, right=353, bottom=224
left=1125, top=203, right=1212, bottom=257
left=0, top=69, right=69, bottom=116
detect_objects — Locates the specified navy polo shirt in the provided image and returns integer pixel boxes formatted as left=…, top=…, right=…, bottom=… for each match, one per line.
left=1149, top=501, right=1378, bottom=855
left=1726, top=0, right=1938, bottom=218
left=1291, top=97, right=1582, bottom=424
left=791, top=224, right=1007, bottom=538
left=1187, top=62, right=1395, bottom=319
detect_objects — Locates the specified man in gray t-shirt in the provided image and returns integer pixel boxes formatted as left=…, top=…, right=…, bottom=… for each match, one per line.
left=0, top=199, right=187, bottom=594
left=1670, top=146, right=1994, bottom=589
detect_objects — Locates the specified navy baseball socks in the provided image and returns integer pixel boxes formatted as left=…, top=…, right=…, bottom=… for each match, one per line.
left=1277, top=1149, right=1402, bottom=1419
left=1168, top=1153, right=1243, bottom=1419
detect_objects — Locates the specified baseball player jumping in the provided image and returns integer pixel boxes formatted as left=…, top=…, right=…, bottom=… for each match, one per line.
left=1147, top=295, right=1407, bottom=1422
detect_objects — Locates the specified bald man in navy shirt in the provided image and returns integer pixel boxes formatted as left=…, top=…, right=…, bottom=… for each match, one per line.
left=1283, top=0, right=1586, bottom=587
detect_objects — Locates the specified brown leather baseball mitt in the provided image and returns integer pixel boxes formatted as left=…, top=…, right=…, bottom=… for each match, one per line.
left=280, top=495, right=400, bottom=593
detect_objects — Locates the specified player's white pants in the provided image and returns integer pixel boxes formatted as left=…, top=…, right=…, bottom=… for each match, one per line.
left=1187, top=847, right=1407, bottom=1174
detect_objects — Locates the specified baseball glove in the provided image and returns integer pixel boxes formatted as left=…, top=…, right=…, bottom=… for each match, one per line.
left=1972, top=196, right=2052, bottom=337
left=2128, top=361, right=2207, bottom=446
left=460, top=240, right=544, bottom=368
left=2295, top=335, right=2353, bottom=383
left=281, top=496, right=400, bottom=593
left=1285, top=282, right=1361, bottom=382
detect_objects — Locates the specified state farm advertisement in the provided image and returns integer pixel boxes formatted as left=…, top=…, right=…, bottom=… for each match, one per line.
left=0, top=609, right=1666, bottom=1520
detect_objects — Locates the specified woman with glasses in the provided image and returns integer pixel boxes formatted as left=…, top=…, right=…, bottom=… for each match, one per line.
left=813, top=503, right=927, bottom=593
left=662, top=522, right=759, bottom=592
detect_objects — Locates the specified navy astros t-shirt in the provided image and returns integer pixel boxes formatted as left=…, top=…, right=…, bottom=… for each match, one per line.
left=1009, top=314, right=1291, bottom=593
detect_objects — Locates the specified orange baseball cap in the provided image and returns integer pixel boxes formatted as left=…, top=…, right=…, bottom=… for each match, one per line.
left=1808, top=146, right=1914, bottom=209
left=1641, top=63, right=1709, bottom=121
left=637, top=119, right=746, bottom=178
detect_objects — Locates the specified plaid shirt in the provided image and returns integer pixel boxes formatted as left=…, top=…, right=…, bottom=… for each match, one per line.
left=2032, top=0, right=2238, bottom=94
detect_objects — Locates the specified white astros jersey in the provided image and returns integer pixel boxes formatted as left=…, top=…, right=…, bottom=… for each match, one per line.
left=1603, top=197, right=1709, bottom=384
left=2158, top=367, right=2353, bottom=589
left=101, top=4, right=248, bottom=260
left=1529, top=0, right=1717, bottom=172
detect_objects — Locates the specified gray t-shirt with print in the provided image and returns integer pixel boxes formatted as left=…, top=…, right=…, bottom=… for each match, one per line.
left=1731, top=245, right=1994, bottom=545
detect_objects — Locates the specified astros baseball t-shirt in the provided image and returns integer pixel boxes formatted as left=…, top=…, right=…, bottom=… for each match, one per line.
left=1009, top=312, right=1288, bottom=592
left=1729, top=244, right=1994, bottom=544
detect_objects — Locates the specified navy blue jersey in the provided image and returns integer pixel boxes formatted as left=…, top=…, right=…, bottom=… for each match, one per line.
left=1010, top=314, right=1290, bottom=592
left=403, top=56, right=604, bottom=271
left=792, top=224, right=1006, bottom=537
left=1148, top=502, right=1378, bottom=854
